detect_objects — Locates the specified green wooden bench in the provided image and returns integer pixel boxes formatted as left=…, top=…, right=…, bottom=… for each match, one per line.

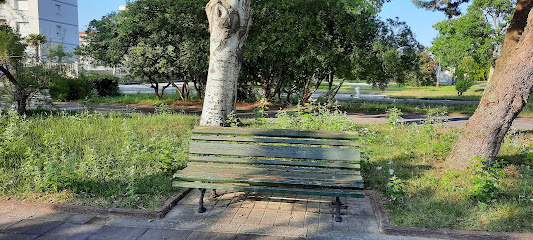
left=173, top=127, right=364, bottom=222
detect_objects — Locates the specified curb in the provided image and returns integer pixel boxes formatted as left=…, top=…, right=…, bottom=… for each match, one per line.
left=0, top=188, right=192, bottom=219
left=365, top=190, right=533, bottom=240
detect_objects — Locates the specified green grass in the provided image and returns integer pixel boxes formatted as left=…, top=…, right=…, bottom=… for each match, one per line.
left=360, top=124, right=533, bottom=232
left=86, top=93, right=185, bottom=105
left=0, top=110, right=199, bottom=210
left=338, top=99, right=533, bottom=116
left=332, top=84, right=485, bottom=101
left=255, top=105, right=533, bottom=233
left=365, top=85, right=485, bottom=100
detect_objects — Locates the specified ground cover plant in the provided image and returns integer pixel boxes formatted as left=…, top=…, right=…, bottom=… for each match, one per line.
left=0, top=109, right=198, bottom=210
left=255, top=103, right=533, bottom=232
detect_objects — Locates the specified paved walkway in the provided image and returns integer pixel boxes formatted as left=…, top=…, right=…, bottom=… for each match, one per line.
left=0, top=190, right=437, bottom=240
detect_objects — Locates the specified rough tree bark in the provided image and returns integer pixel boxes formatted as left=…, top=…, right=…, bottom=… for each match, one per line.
left=445, top=0, right=533, bottom=169
left=200, top=0, right=251, bottom=126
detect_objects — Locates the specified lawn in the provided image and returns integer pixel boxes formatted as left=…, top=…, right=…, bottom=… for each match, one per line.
left=337, top=99, right=533, bottom=116
left=338, top=84, right=485, bottom=101
left=363, top=85, right=486, bottom=100
left=86, top=93, right=186, bottom=105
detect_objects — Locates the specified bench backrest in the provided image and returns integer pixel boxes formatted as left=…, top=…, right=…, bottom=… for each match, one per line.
left=189, top=127, right=361, bottom=171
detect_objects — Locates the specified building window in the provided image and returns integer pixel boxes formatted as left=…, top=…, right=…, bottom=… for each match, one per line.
left=15, top=0, right=29, bottom=11
left=16, top=22, right=29, bottom=34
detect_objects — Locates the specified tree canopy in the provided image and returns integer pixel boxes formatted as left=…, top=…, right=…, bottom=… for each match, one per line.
left=79, top=0, right=428, bottom=103
left=78, top=0, right=210, bottom=99
left=429, top=0, right=515, bottom=83
left=430, top=10, right=494, bottom=81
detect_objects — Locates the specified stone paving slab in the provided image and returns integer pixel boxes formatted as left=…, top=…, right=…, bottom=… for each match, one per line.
left=35, top=223, right=102, bottom=240
left=185, top=231, right=238, bottom=240
left=2, top=219, right=63, bottom=235
left=64, top=214, right=95, bottom=224
left=106, top=218, right=174, bottom=229
left=238, top=224, right=307, bottom=238
left=0, top=232, right=40, bottom=240
left=86, top=226, right=148, bottom=240
left=137, top=229, right=192, bottom=240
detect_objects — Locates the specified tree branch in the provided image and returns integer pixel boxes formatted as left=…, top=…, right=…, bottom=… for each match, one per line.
left=0, top=65, right=21, bottom=88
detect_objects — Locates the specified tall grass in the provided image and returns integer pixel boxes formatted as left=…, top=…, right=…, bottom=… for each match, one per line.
left=362, top=123, right=533, bottom=232
left=256, top=104, right=533, bottom=232
left=0, top=110, right=198, bottom=209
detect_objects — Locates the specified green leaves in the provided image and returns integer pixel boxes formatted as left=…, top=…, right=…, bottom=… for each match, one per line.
left=428, top=0, right=514, bottom=82
left=242, top=0, right=381, bottom=102
left=0, top=25, right=26, bottom=64
left=361, top=19, right=424, bottom=89
left=77, top=0, right=210, bottom=89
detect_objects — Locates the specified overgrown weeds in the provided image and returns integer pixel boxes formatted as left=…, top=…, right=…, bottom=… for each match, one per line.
left=0, top=109, right=198, bottom=209
left=254, top=103, right=533, bottom=232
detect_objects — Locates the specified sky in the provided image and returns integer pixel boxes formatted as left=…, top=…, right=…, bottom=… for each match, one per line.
left=379, top=0, right=449, bottom=47
left=78, top=0, right=448, bottom=48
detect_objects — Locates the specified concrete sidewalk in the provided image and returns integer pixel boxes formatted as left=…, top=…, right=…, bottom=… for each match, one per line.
left=0, top=190, right=436, bottom=240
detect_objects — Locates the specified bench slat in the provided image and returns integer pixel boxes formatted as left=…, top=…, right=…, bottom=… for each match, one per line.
left=173, top=182, right=365, bottom=198
left=188, top=156, right=360, bottom=170
left=193, top=127, right=359, bottom=140
left=177, top=166, right=363, bottom=182
left=187, top=162, right=360, bottom=175
left=190, top=142, right=360, bottom=162
left=175, top=171, right=363, bottom=189
left=191, top=135, right=359, bottom=147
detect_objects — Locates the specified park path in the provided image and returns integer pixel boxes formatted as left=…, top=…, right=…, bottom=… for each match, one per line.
left=0, top=190, right=437, bottom=240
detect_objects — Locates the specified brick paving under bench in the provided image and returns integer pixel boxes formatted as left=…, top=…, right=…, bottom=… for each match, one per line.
left=0, top=190, right=438, bottom=240
left=161, top=190, right=380, bottom=238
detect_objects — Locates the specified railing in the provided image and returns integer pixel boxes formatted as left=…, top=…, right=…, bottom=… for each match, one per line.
left=25, top=62, right=79, bottom=78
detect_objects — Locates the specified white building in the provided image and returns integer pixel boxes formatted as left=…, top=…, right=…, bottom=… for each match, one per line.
left=0, top=0, right=79, bottom=55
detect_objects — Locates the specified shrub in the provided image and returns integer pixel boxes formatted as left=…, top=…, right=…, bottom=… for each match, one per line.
left=455, top=73, right=474, bottom=96
left=269, top=102, right=356, bottom=132
left=86, top=74, right=121, bottom=97
left=49, top=77, right=95, bottom=101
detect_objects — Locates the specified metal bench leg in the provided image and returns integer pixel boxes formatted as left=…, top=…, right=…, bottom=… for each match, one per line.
left=335, top=197, right=343, bottom=222
left=212, top=189, right=219, bottom=198
left=198, top=188, right=207, bottom=213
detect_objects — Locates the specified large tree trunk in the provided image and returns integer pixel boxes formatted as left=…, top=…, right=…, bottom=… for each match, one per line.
left=445, top=1, right=533, bottom=170
left=200, top=0, right=251, bottom=126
